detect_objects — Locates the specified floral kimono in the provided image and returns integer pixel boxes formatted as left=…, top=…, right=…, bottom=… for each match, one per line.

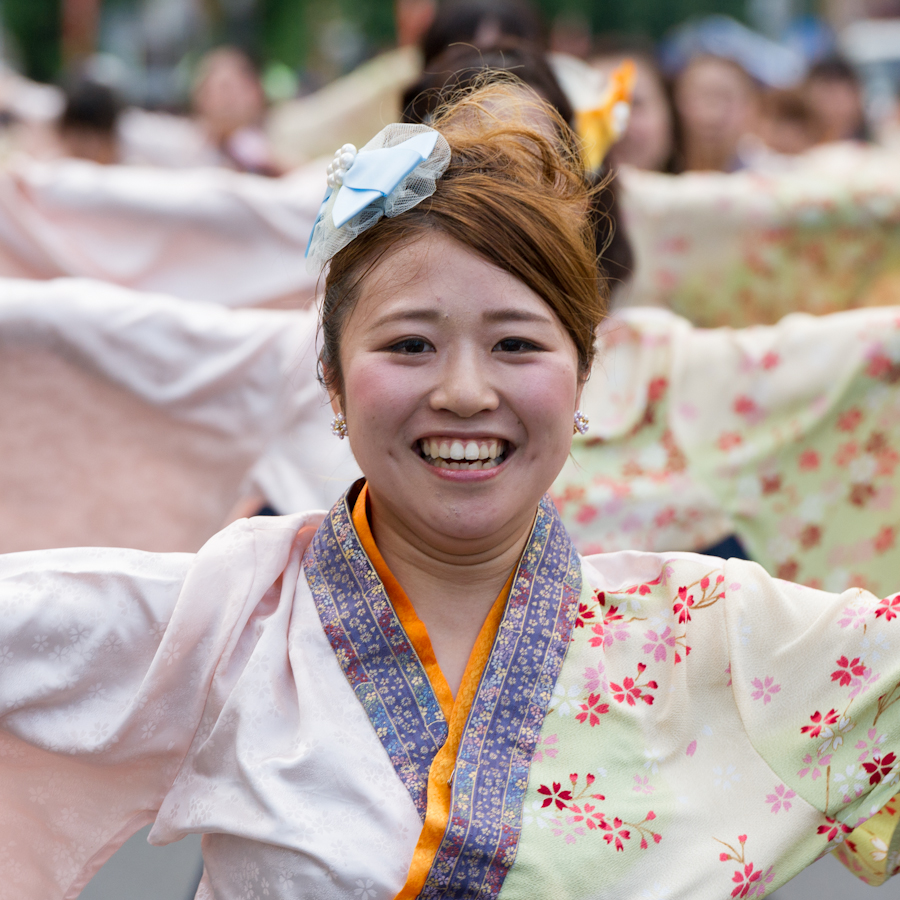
left=555, top=304, right=900, bottom=598
left=0, top=484, right=898, bottom=899
left=620, top=142, right=900, bottom=327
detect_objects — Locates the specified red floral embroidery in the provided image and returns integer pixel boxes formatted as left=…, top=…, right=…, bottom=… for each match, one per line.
left=861, top=751, right=897, bottom=786
left=567, top=801, right=607, bottom=831
left=731, top=863, right=763, bottom=898
left=673, top=586, right=694, bottom=624
left=837, top=408, right=863, bottom=432
left=874, top=526, right=896, bottom=554
left=831, top=656, right=868, bottom=688
left=576, top=692, right=610, bottom=726
left=760, top=474, right=782, bottom=495
left=875, top=595, right=900, bottom=621
left=622, top=575, right=662, bottom=595
left=589, top=606, right=630, bottom=648
left=609, top=663, right=658, bottom=707
left=603, top=818, right=632, bottom=852
left=537, top=781, right=573, bottom=810
left=817, top=816, right=853, bottom=844
left=776, top=560, right=799, bottom=581
left=799, top=524, right=821, bottom=549
left=801, top=709, right=839, bottom=738
left=715, top=834, right=772, bottom=899
left=718, top=432, right=742, bottom=451
left=546, top=774, right=660, bottom=850
left=647, top=377, right=668, bottom=403
left=798, top=449, right=819, bottom=470
left=575, top=600, right=597, bottom=628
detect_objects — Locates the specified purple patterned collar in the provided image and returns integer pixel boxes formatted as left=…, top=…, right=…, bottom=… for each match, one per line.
left=303, top=483, right=582, bottom=899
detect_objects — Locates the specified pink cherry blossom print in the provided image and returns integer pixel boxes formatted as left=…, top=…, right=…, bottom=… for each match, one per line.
left=750, top=676, right=781, bottom=705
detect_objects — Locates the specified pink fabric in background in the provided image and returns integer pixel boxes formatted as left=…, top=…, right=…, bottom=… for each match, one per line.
left=0, top=159, right=326, bottom=308
left=0, top=277, right=359, bottom=553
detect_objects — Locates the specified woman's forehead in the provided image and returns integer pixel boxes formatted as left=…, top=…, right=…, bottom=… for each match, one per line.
left=350, top=233, right=553, bottom=326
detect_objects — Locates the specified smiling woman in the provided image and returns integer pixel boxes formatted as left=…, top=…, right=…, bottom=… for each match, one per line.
left=1, top=83, right=899, bottom=900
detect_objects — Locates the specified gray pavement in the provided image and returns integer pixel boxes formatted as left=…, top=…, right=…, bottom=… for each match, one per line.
left=77, top=825, right=900, bottom=899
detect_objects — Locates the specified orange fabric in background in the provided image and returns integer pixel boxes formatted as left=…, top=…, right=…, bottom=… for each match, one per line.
left=351, top=485, right=513, bottom=899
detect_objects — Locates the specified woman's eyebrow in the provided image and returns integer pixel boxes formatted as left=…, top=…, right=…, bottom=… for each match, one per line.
left=370, top=308, right=554, bottom=328
left=370, top=308, right=443, bottom=328
left=482, top=309, right=555, bottom=325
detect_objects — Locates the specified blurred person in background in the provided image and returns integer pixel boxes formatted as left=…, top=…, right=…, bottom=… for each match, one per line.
left=267, top=0, right=437, bottom=168
left=58, top=76, right=123, bottom=165
left=420, top=0, right=547, bottom=64
left=756, top=87, right=821, bottom=156
left=192, top=46, right=280, bottom=176
left=591, top=39, right=679, bottom=173
left=804, top=57, right=869, bottom=143
left=673, top=54, right=760, bottom=172
left=268, top=0, right=548, bottom=169
left=402, top=39, right=633, bottom=290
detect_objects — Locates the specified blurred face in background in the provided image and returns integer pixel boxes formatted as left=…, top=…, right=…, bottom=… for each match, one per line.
left=394, top=0, right=437, bottom=47
left=675, top=55, right=759, bottom=171
left=192, top=48, right=266, bottom=142
left=594, top=55, right=674, bottom=171
left=805, top=74, right=865, bottom=142
left=757, top=89, right=819, bottom=155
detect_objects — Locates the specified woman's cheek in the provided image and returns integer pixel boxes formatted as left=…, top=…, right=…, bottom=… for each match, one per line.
left=345, top=357, right=418, bottom=420
left=520, top=365, right=578, bottom=428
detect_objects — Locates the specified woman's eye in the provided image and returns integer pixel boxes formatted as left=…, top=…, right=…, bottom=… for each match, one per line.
left=388, top=337, right=433, bottom=354
left=494, top=338, right=540, bottom=353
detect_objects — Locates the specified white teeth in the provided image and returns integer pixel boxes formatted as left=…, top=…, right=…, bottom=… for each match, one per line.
left=419, top=437, right=508, bottom=468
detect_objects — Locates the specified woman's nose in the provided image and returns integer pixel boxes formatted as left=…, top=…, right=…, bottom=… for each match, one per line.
left=428, top=350, right=499, bottom=417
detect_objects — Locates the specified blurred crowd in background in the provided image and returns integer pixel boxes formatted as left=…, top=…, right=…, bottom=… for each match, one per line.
left=2, top=8, right=900, bottom=894
left=0, top=0, right=898, bottom=179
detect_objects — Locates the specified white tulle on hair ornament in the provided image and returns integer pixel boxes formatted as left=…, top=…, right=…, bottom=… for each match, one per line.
left=305, top=123, right=452, bottom=273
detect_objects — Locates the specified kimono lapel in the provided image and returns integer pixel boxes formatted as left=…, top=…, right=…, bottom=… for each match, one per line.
left=303, top=484, right=448, bottom=817
left=303, top=487, right=582, bottom=897
left=418, top=494, right=582, bottom=899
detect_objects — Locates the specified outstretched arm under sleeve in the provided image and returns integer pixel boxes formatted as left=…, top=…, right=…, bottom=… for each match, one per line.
left=723, top=557, right=900, bottom=884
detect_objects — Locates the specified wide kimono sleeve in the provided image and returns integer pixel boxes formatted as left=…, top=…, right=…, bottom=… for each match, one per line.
left=0, top=514, right=311, bottom=900
left=722, top=557, right=900, bottom=885
left=557, top=305, right=900, bottom=596
left=619, top=143, right=900, bottom=328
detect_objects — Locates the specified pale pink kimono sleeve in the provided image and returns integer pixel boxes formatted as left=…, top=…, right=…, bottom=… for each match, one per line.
left=0, top=514, right=311, bottom=900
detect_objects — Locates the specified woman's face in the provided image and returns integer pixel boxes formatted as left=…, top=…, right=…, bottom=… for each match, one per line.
left=595, top=57, right=674, bottom=172
left=335, top=232, right=582, bottom=555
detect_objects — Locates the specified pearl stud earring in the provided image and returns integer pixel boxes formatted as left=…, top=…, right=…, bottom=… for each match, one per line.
left=331, top=411, right=348, bottom=439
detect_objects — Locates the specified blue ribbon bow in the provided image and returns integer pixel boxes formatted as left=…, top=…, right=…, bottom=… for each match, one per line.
left=331, top=130, right=440, bottom=228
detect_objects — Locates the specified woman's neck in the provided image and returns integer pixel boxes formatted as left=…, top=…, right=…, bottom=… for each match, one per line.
left=367, top=487, right=533, bottom=695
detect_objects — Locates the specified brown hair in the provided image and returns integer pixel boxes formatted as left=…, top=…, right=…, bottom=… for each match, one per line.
left=320, top=81, right=606, bottom=398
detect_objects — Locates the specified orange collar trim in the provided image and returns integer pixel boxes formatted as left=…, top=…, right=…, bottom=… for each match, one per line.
left=351, top=483, right=513, bottom=899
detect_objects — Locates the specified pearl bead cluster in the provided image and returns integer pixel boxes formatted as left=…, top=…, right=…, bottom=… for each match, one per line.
left=326, top=143, right=358, bottom=189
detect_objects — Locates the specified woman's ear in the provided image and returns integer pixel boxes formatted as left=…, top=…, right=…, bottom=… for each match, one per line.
left=329, top=392, right=344, bottom=416
left=575, top=379, right=585, bottom=414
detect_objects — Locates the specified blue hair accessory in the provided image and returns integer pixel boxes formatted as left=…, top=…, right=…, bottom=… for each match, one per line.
left=305, top=124, right=451, bottom=272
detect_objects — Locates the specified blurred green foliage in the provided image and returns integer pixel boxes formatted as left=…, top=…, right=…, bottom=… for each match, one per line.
left=2, top=0, right=748, bottom=82
left=544, top=0, right=747, bottom=36
left=1, top=0, right=61, bottom=82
